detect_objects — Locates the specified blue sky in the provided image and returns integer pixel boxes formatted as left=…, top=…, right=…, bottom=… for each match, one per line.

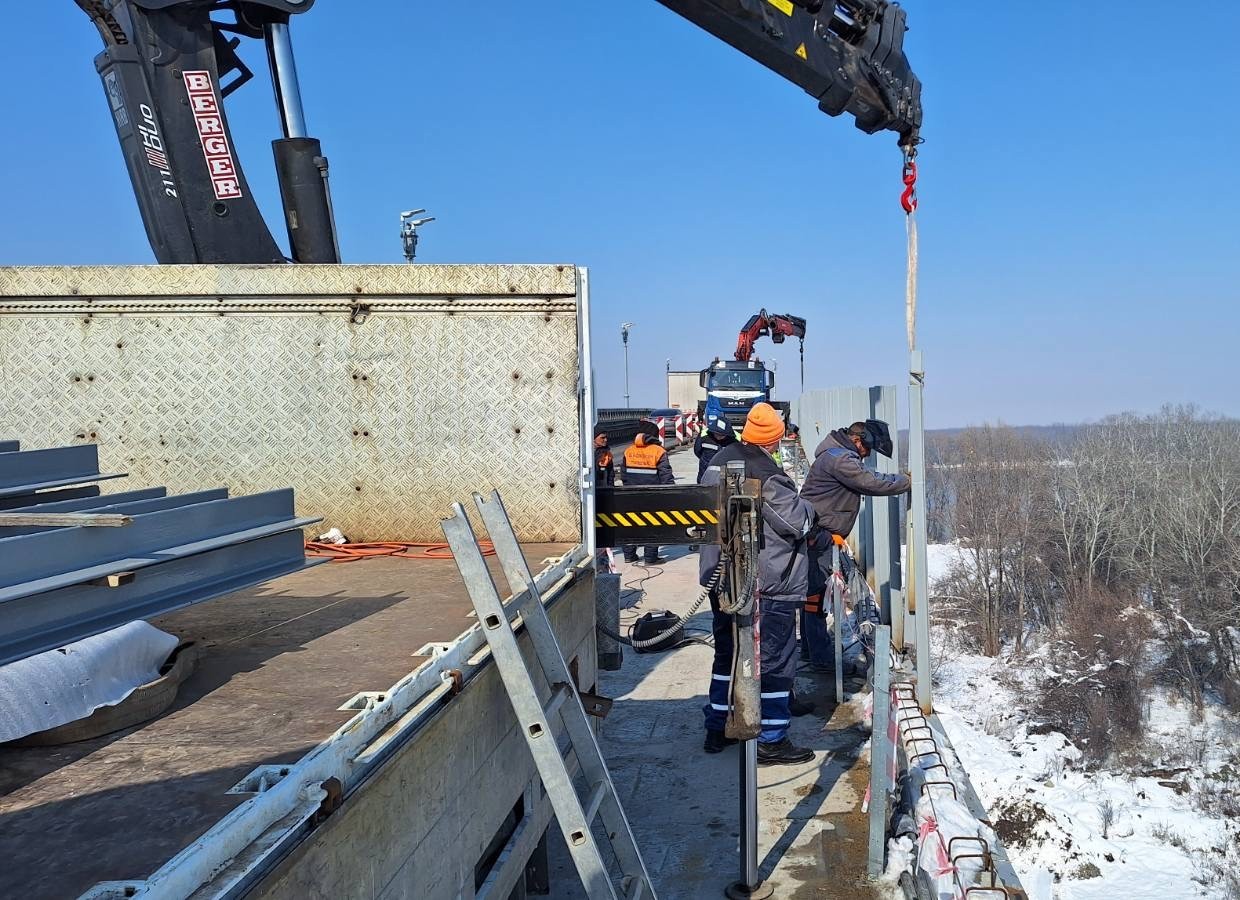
left=2, top=2, right=1237, bottom=427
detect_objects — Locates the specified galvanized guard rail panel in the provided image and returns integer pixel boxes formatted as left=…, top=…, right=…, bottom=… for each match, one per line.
left=793, top=385, right=902, bottom=625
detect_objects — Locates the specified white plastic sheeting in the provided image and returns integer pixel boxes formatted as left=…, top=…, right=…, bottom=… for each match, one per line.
left=0, top=621, right=178, bottom=742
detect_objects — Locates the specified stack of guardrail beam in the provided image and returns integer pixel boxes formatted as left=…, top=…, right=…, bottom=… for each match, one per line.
left=0, top=441, right=321, bottom=666
left=595, top=408, right=653, bottom=446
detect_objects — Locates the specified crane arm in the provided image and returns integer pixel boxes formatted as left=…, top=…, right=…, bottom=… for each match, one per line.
left=73, top=0, right=921, bottom=264
left=735, top=309, right=807, bottom=362
left=656, top=0, right=921, bottom=143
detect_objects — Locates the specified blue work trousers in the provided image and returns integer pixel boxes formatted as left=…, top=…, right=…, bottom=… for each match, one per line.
left=704, top=595, right=799, bottom=743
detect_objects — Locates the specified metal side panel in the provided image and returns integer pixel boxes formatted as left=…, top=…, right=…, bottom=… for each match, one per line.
left=0, top=265, right=584, bottom=542
left=0, top=264, right=578, bottom=300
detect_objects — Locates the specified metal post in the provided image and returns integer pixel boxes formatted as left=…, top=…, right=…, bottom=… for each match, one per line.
left=263, top=22, right=308, bottom=138
left=579, top=270, right=597, bottom=555
left=833, top=544, right=845, bottom=703
left=908, top=350, right=932, bottom=714
left=867, top=624, right=892, bottom=877
left=725, top=739, right=771, bottom=899
left=621, top=323, right=634, bottom=407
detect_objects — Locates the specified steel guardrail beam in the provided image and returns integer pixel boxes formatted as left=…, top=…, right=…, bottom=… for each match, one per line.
left=0, top=488, right=228, bottom=537
left=0, top=445, right=126, bottom=498
left=0, top=489, right=315, bottom=602
left=0, top=485, right=101, bottom=511
left=0, top=530, right=323, bottom=666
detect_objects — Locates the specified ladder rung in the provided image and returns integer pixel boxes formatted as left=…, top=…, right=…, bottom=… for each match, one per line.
left=583, top=780, right=608, bottom=824
left=543, top=682, right=573, bottom=721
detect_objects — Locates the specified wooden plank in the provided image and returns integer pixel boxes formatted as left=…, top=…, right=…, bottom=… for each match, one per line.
left=0, top=512, right=132, bottom=528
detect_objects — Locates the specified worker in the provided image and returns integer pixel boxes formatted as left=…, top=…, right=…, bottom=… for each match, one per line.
left=693, top=415, right=736, bottom=482
left=800, top=420, right=910, bottom=673
left=699, top=403, right=816, bottom=765
left=619, top=420, right=674, bottom=564
left=593, top=424, right=615, bottom=487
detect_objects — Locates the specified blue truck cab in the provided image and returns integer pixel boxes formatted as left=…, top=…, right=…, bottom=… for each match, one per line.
left=698, top=359, right=782, bottom=431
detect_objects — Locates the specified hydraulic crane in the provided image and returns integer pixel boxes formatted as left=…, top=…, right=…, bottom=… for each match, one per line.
left=73, top=0, right=922, bottom=264
left=735, top=309, right=807, bottom=363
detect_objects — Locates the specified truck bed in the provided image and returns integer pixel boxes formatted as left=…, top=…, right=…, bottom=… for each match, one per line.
left=0, top=547, right=573, bottom=900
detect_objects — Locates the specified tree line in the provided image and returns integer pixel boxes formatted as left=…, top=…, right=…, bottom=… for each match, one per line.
left=926, top=406, right=1240, bottom=757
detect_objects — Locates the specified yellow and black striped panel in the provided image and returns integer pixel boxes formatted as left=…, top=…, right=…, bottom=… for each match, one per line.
left=594, top=485, right=721, bottom=547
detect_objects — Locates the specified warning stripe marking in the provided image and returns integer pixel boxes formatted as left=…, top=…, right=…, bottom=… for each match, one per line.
left=593, top=510, right=720, bottom=527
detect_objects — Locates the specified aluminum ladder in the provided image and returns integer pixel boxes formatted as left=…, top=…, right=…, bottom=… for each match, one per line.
left=441, top=490, right=657, bottom=900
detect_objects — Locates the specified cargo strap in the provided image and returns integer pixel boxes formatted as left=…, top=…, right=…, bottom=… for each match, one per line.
left=442, top=490, right=656, bottom=900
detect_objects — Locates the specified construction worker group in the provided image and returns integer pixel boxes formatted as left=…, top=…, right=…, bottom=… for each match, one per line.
left=595, top=405, right=910, bottom=766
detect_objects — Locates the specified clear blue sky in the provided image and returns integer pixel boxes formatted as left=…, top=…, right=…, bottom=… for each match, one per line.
left=2, top=2, right=1237, bottom=427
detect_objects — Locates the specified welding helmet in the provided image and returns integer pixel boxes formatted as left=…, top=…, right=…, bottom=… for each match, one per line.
left=847, top=419, right=894, bottom=458
left=861, top=419, right=894, bottom=458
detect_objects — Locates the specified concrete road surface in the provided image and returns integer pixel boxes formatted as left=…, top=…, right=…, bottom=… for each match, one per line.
left=546, top=448, right=884, bottom=900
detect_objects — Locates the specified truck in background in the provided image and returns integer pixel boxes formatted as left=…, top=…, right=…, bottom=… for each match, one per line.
left=667, top=370, right=707, bottom=414
left=698, top=358, right=787, bottom=431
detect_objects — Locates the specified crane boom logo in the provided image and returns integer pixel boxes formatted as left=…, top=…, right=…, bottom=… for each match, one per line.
left=182, top=71, right=243, bottom=201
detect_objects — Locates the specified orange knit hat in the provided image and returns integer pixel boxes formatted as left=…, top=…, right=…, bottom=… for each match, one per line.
left=741, top=403, right=785, bottom=446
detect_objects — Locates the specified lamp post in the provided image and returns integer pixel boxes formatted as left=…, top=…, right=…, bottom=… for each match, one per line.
left=621, top=322, right=635, bottom=407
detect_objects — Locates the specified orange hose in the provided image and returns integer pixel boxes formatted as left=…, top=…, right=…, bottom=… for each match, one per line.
left=305, top=540, right=495, bottom=562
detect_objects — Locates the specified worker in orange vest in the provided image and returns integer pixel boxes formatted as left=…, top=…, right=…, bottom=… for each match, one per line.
left=619, top=420, right=674, bottom=564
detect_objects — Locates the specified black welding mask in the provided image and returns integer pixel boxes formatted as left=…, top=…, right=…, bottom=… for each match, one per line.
left=862, top=419, right=894, bottom=458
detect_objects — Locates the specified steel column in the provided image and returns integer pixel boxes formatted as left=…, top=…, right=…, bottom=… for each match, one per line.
left=908, top=350, right=932, bottom=714
left=867, top=625, right=893, bottom=877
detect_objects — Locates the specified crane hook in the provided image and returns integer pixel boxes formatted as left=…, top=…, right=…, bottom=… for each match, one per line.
left=900, top=158, right=918, bottom=214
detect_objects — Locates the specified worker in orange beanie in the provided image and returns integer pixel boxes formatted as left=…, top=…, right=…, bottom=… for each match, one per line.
left=698, top=403, right=817, bottom=764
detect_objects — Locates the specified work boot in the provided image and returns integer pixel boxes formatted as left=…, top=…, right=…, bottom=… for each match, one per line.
left=623, top=554, right=639, bottom=563
left=703, top=730, right=738, bottom=754
left=789, top=694, right=816, bottom=717
left=641, top=555, right=668, bottom=565
left=756, top=738, right=814, bottom=766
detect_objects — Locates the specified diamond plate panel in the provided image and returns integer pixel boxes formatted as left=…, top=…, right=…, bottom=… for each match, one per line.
left=0, top=264, right=577, bottom=299
left=0, top=277, right=583, bottom=542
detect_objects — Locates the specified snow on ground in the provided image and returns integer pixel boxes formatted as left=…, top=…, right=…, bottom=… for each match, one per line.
left=925, top=545, right=1239, bottom=900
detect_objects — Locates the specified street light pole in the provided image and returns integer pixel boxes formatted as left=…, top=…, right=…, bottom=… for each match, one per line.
left=621, top=322, right=635, bottom=407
